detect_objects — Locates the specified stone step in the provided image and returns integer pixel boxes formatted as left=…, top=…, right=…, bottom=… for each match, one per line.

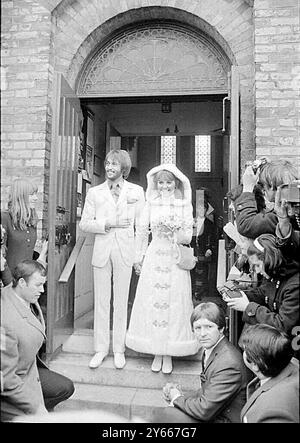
left=49, top=352, right=201, bottom=391
left=62, top=329, right=202, bottom=362
left=54, top=382, right=165, bottom=422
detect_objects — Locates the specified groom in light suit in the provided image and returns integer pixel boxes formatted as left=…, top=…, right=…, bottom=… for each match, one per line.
left=79, top=149, right=145, bottom=369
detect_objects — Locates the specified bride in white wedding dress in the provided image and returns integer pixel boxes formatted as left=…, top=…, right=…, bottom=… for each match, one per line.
left=126, top=164, right=199, bottom=374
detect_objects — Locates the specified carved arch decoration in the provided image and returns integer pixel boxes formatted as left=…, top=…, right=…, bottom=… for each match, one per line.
left=77, top=24, right=230, bottom=97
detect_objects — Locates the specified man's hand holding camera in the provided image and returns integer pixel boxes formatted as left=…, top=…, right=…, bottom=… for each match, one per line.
left=242, top=158, right=268, bottom=193
left=274, top=181, right=300, bottom=235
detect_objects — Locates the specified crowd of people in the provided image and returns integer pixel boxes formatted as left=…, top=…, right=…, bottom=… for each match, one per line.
left=1, top=150, right=299, bottom=423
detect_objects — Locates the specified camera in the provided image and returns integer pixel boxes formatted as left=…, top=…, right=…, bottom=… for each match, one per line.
left=251, top=157, right=268, bottom=174
left=281, top=180, right=300, bottom=205
left=217, top=280, right=242, bottom=299
left=245, top=157, right=268, bottom=174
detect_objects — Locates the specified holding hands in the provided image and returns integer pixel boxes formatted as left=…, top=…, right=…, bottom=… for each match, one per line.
left=205, top=249, right=212, bottom=258
left=133, top=262, right=143, bottom=275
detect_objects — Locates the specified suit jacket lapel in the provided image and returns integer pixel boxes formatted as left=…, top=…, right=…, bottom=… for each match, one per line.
left=241, top=379, right=266, bottom=419
left=117, top=180, right=128, bottom=207
left=9, top=290, right=46, bottom=338
left=32, top=301, right=46, bottom=332
left=103, top=181, right=116, bottom=206
left=241, top=363, right=296, bottom=418
left=203, top=337, right=227, bottom=373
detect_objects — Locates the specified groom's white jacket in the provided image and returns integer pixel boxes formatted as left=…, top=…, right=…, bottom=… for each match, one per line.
left=79, top=180, right=145, bottom=267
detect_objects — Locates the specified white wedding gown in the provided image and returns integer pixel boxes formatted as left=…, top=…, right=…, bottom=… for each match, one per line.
left=126, top=197, right=199, bottom=356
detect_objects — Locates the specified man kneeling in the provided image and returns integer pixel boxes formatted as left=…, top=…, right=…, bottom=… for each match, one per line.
left=1, top=260, right=74, bottom=422
left=154, top=302, right=248, bottom=423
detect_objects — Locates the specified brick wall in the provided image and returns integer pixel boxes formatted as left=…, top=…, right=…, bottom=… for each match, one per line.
left=254, top=0, right=300, bottom=170
left=1, top=0, right=256, bottom=216
left=2, top=0, right=298, bottom=218
left=52, top=0, right=255, bottom=167
left=1, top=0, right=52, bottom=223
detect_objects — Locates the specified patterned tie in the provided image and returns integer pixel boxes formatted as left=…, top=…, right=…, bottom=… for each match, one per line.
left=201, top=349, right=206, bottom=372
left=200, top=349, right=207, bottom=383
left=110, top=183, right=121, bottom=202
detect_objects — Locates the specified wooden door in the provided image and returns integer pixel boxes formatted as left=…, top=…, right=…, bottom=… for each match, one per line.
left=47, top=74, right=83, bottom=355
left=177, top=134, right=225, bottom=300
left=177, top=135, right=225, bottom=218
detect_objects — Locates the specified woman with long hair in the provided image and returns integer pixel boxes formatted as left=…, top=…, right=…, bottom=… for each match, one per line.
left=126, top=164, right=199, bottom=374
left=1, top=178, right=47, bottom=286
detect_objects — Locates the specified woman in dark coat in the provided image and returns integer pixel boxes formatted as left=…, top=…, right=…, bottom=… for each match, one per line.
left=222, top=233, right=299, bottom=337
left=1, top=178, right=47, bottom=286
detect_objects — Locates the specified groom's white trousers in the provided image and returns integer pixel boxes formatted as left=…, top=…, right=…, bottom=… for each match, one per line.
left=93, top=238, right=132, bottom=354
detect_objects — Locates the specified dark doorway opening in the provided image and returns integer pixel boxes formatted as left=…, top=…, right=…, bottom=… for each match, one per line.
left=76, top=94, right=230, bottom=329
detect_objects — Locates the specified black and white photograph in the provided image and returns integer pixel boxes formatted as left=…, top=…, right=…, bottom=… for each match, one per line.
left=1, top=0, right=299, bottom=428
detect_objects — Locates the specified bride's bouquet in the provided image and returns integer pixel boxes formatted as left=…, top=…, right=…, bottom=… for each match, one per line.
left=153, top=214, right=183, bottom=242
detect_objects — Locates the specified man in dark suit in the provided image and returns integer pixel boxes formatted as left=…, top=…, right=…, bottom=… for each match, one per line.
left=154, top=302, right=248, bottom=423
left=240, top=324, right=299, bottom=423
left=1, top=260, right=74, bottom=422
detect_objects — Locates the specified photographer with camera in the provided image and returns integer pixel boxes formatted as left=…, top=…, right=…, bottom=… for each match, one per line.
left=234, top=159, right=298, bottom=240
left=274, top=180, right=300, bottom=258
left=225, top=182, right=267, bottom=284
left=221, top=234, right=299, bottom=338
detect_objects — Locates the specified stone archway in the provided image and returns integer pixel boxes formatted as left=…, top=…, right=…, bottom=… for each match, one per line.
left=55, top=3, right=254, bottom=162
left=76, top=23, right=230, bottom=98
left=63, top=6, right=239, bottom=91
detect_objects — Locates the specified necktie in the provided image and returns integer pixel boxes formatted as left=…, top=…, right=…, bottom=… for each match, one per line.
left=200, top=350, right=207, bottom=383
left=30, top=303, right=46, bottom=336
left=247, top=378, right=261, bottom=399
left=110, top=184, right=121, bottom=202
left=201, top=349, right=206, bottom=372
left=30, top=304, right=41, bottom=322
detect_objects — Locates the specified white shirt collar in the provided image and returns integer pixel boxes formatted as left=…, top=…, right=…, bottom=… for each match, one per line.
left=260, top=377, right=271, bottom=387
left=107, top=177, right=124, bottom=189
left=204, top=335, right=225, bottom=363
